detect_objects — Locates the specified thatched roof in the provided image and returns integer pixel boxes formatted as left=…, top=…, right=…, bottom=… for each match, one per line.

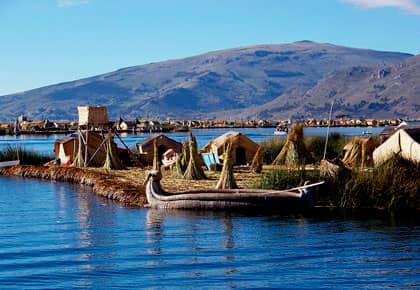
left=380, top=125, right=420, bottom=143
left=136, top=134, right=182, bottom=164
left=374, top=127, right=420, bottom=166
left=201, top=131, right=259, bottom=165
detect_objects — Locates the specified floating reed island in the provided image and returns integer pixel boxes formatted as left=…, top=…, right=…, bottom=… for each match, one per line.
left=0, top=111, right=419, bottom=212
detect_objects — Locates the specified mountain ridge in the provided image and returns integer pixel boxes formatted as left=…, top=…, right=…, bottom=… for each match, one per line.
left=0, top=41, right=414, bottom=121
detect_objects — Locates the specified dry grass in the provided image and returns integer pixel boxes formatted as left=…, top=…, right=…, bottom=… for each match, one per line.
left=94, top=166, right=261, bottom=192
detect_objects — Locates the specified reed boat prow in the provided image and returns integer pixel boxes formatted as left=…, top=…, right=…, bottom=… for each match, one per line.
left=144, top=170, right=324, bottom=210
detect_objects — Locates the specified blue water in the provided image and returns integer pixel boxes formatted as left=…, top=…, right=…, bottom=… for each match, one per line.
left=0, top=177, right=419, bottom=289
left=0, top=127, right=384, bottom=155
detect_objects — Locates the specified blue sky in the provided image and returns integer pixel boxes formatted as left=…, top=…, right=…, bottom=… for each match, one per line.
left=1, top=0, right=419, bottom=95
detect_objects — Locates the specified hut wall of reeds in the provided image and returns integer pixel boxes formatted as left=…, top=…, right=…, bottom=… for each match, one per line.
left=136, top=134, right=182, bottom=165
left=373, top=127, right=420, bottom=166
left=201, top=131, right=259, bottom=165
left=77, top=106, right=109, bottom=127
left=54, top=131, right=108, bottom=166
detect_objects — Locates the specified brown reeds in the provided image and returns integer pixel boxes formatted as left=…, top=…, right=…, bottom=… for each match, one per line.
left=152, top=138, right=160, bottom=171
left=215, top=141, right=238, bottom=189
left=272, top=123, right=312, bottom=166
left=183, top=130, right=206, bottom=180
left=175, top=140, right=189, bottom=178
left=72, top=131, right=85, bottom=167
left=103, top=131, right=125, bottom=170
left=250, top=146, right=263, bottom=173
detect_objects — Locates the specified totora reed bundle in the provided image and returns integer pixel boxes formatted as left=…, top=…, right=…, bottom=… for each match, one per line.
left=176, top=139, right=190, bottom=178
left=272, top=123, right=313, bottom=166
left=250, top=146, right=263, bottom=173
left=72, top=131, right=85, bottom=167
left=152, top=138, right=160, bottom=171
left=183, top=130, right=206, bottom=180
left=216, top=141, right=238, bottom=189
left=103, top=130, right=125, bottom=170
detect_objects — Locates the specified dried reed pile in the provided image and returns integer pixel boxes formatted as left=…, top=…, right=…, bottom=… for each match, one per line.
left=215, top=142, right=238, bottom=189
left=183, top=131, right=206, bottom=180
left=272, top=124, right=312, bottom=166
left=103, top=131, right=125, bottom=170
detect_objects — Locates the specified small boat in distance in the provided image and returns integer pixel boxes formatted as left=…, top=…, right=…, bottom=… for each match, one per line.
left=145, top=170, right=324, bottom=210
left=273, top=124, right=288, bottom=136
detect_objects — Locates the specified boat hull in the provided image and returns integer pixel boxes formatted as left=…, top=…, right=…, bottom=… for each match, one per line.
left=145, top=171, right=321, bottom=210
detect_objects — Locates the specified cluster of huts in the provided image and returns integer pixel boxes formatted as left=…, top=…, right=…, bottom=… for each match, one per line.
left=53, top=106, right=420, bottom=172
left=53, top=107, right=261, bottom=170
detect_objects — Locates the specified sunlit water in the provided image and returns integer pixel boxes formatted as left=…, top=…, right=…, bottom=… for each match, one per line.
left=0, top=127, right=384, bottom=155
left=0, top=177, right=418, bottom=289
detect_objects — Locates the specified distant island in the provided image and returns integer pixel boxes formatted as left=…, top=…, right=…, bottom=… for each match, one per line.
left=0, top=41, right=418, bottom=121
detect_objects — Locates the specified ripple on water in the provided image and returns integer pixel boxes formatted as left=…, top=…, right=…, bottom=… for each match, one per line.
left=0, top=177, right=419, bottom=289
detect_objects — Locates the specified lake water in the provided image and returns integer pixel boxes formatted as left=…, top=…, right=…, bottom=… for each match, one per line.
left=0, top=126, right=384, bottom=155
left=0, top=177, right=419, bottom=289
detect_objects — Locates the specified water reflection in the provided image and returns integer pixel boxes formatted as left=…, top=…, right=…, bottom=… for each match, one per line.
left=145, top=209, right=164, bottom=256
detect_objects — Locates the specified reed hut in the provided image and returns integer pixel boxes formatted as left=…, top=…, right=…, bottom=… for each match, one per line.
left=78, top=106, right=109, bottom=128
left=373, top=127, right=420, bottom=166
left=54, top=131, right=108, bottom=166
left=201, top=131, right=259, bottom=165
left=341, top=137, right=377, bottom=168
left=136, top=134, right=182, bottom=165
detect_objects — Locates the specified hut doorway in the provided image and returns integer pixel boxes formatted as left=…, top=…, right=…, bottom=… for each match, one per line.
left=235, top=146, right=247, bottom=165
left=158, top=145, right=167, bottom=160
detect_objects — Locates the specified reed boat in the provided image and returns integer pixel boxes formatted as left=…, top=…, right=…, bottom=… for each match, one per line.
left=145, top=170, right=324, bottom=210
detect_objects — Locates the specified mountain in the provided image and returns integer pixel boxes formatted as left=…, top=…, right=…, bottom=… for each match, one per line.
left=0, top=41, right=413, bottom=121
left=239, top=54, right=420, bottom=119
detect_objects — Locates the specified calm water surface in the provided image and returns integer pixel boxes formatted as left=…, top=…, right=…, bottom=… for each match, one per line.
left=0, top=127, right=384, bottom=154
left=0, top=177, right=418, bottom=289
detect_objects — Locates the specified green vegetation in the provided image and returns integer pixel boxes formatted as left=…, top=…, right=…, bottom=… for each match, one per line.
left=0, top=145, right=53, bottom=165
left=340, top=156, right=420, bottom=211
left=258, top=166, right=321, bottom=190
left=257, top=155, right=419, bottom=211
left=258, top=137, right=286, bottom=164
left=259, top=133, right=348, bottom=164
left=305, top=133, right=347, bottom=163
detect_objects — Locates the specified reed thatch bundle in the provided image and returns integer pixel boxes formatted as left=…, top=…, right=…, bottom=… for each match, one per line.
left=72, top=131, right=85, bottom=167
left=174, top=140, right=188, bottom=176
left=183, top=131, right=206, bottom=180
left=272, top=124, right=313, bottom=166
left=152, top=138, right=160, bottom=171
left=342, top=137, right=376, bottom=169
left=250, top=146, right=263, bottom=173
left=103, top=131, right=125, bottom=170
left=216, top=141, right=238, bottom=189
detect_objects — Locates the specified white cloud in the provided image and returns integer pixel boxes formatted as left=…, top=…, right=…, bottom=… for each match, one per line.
left=341, top=0, right=420, bottom=14
left=57, top=0, right=89, bottom=8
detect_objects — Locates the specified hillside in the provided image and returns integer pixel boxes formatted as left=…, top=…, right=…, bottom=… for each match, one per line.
left=0, top=41, right=412, bottom=121
left=238, top=54, right=420, bottom=119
